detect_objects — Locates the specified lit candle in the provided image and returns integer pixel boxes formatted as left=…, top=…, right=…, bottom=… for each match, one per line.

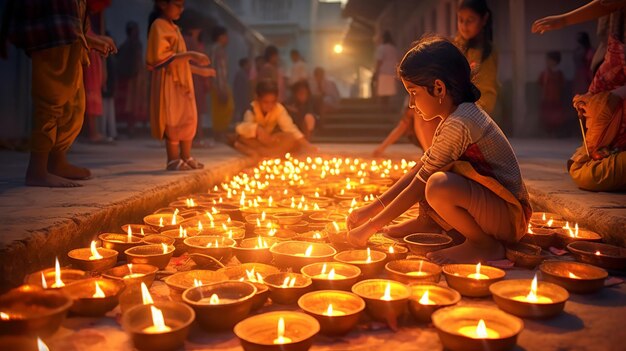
left=41, top=272, right=48, bottom=289
left=458, top=319, right=500, bottom=339
left=323, top=303, right=346, bottom=316
left=161, top=243, right=169, bottom=254
left=281, top=276, right=297, bottom=288
left=406, top=260, right=428, bottom=276
left=92, top=281, right=106, bottom=298
left=295, top=245, right=313, bottom=257
left=37, top=338, right=50, bottom=351
left=595, top=250, right=602, bottom=256
left=273, top=317, right=292, bottom=344
left=512, top=274, right=553, bottom=303
left=51, top=257, right=65, bottom=288
left=380, top=281, right=392, bottom=301
left=141, top=282, right=154, bottom=305
left=568, top=272, right=581, bottom=279
left=0, top=312, right=9, bottom=320
left=127, top=225, right=134, bottom=242
left=467, top=262, right=489, bottom=280
left=143, top=305, right=172, bottom=333
left=87, top=240, right=103, bottom=260
left=122, top=264, right=145, bottom=280
left=418, top=289, right=436, bottom=305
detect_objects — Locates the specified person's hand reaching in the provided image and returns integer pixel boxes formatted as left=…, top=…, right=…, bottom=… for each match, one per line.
left=531, top=15, right=567, bottom=34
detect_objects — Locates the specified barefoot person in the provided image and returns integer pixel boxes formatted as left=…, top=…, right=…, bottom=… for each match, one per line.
left=234, top=79, right=316, bottom=158
left=146, top=0, right=215, bottom=171
left=2, top=0, right=116, bottom=187
left=346, top=36, right=531, bottom=264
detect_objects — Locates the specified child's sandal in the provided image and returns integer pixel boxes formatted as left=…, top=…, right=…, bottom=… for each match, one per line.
left=166, top=159, right=191, bottom=171
left=184, top=157, right=204, bottom=169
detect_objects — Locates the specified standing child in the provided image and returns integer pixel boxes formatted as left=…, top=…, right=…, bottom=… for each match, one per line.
left=347, top=36, right=531, bottom=264
left=234, top=79, right=316, bottom=158
left=146, top=0, right=215, bottom=171
left=286, top=81, right=317, bottom=140
left=233, top=58, right=252, bottom=125
left=538, top=51, right=566, bottom=135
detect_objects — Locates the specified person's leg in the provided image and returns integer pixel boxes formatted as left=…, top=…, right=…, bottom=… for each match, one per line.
left=383, top=213, right=442, bottom=238
left=26, top=43, right=83, bottom=187
left=165, top=138, right=190, bottom=170
left=424, top=172, right=509, bottom=264
left=181, top=139, right=204, bottom=169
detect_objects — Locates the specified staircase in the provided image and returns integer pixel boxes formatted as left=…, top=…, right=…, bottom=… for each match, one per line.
left=311, top=98, right=401, bottom=143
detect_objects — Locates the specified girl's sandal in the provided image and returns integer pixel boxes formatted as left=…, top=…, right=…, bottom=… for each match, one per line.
left=184, top=157, right=204, bottom=169
left=166, top=159, right=192, bottom=171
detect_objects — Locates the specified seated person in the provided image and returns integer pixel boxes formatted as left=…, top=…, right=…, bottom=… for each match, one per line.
left=234, top=79, right=316, bottom=158
left=285, top=81, right=318, bottom=140
left=310, top=67, right=340, bottom=115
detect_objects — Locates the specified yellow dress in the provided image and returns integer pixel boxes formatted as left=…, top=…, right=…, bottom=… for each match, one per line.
left=458, top=43, right=498, bottom=115
left=146, top=18, right=197, bottom=141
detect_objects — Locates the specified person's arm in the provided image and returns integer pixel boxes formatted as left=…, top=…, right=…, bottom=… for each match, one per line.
left=235, top=109, right=258, bottom=138
left=146, top=21, right=209, bottom=70
left=416, top=119, right=471, bottom=183
left=191, top=66, right=216, bottom=77
left=373, top=119, right=409, bottom=156
left=532, top=0, right=624, bottom=34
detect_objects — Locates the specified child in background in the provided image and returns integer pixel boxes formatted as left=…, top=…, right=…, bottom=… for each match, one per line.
left=286, top=81, right=317, bottom=140
left=183, top=25, right=212, bottom=147
left=147, top=0, right=215, bottom=171
left=347, top=36, right=531, bottom=264
left=234, top=79, right=316, bottom=158
left=538, top=51, right=566, bottom=136
left=233, top=58, right=252, bottom=125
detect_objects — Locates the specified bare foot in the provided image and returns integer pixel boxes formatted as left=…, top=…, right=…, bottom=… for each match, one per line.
left=382, top=215, right=441, bottom=238
left=25, top=172, right=82, bottom=187
left=49, top=161, right=91, bottom=180
left=426, top=238, right=505, bottom=264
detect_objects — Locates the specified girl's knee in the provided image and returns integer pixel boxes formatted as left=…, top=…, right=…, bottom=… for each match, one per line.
left=425, top=172, right=461, bottom=207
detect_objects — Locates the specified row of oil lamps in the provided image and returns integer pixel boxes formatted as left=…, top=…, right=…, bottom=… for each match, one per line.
left=1, top=155, right=624, bottom=351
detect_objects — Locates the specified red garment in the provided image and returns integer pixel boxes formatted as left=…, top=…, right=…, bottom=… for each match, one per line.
left=538, top=69, right=565, bottom=130
left=84, top=43, right=103, bottom=116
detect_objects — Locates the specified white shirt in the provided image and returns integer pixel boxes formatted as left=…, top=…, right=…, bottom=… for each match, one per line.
left=375, top=43, right=400, bottom=76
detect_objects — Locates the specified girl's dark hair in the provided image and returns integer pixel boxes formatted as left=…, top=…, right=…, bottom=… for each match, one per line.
left=458, top=0, right=493, bottom=62
left=256, top=79, right=279, bottom=97
left=398, top=36, right=481, bottom=106
left=264, top=45, right=279, bottom=61
left=577, top=31, right=591, bottom=50
left=382, top=31, right=394, bottom=45
left=212, top=26, right=227, bottom=42
left=291, top=80, right=311, bottom=95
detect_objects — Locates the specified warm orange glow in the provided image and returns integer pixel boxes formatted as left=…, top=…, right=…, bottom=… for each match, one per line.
left=37, top=338, right=50, bottom=351
left=0, top=312, right=9, bottom=320
left=141, top=282, right=154, bottom=305
left=304, top=245, right=313, bottom=257
left=273, top=317, right=292, bottom=344
left=193, top=278, right=203, bottom=287
left=281, top=276, right=297, bottom=288
left=89, top=240, right=103, bottom=260
left=209, top=293, right=220, bottom=304
left=172, top=209, right=179, bottom=225
left=389, top=246, right=395, bottom=254
left=467, top=262, right=489, bottom=280
left=365, top=247, right=372, bottom=263
left=381, top=281, right=392, bottom=300
left=52, top=257, right=64, bottom=288
left=419, top=289, right=435, bottom=305
left=568, top=272, right=581, bottom=279
left=92, top=281, right=106, bottom=298
left=127, top=225, right=133, bottom=242
left=161, top=243, right=168, bottom=254
left=41, top=272, right=48, bottom=289
left=144, top=305, right=171, bottom=333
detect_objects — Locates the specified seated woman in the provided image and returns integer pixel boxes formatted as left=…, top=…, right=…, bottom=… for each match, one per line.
left=234, top=79, right=316, bottom=158
left=286, top=81, right=318, bottom=140
left=346, top=36, right=531, bottom=264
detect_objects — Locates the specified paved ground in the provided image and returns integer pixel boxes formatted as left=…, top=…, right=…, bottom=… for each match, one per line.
left=0, top=138, right=624, bottom=291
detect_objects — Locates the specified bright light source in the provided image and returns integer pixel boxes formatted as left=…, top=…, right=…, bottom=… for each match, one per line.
left=333, top=44, right=343, bottom=54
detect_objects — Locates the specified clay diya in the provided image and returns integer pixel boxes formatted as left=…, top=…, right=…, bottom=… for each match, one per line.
left=103, top=263, right=159, bottom=287
left=183, top=235, right=236, bottom=263
left=67, top=240, right=118, bottom=271
left=333, top=248, right=387, bottom=278
left=217, top=262, right=280, bottom=282
left=403, top=233, right=453, bottom=256
left=160, top=227, right=200, bottom=256
left=234, top=311, right=319, bottom=351
left=142, top=234, right=176, bottom=247
left=121, top=301, right=195, bottom=351
left=233, top=236, right=281, bottom=264
left=407, top=284, right=461, bottom=323
left=163, top=270, right=228, bottom=301
left=432, top=306, right=523, bottom=351
left=442, top=263, right=506, bottom=297
left=325, top=221, right=351, bottom=252
left=539, top=260, right=608, bottom=294
left=490, top=275, right=569, bottom=318
left=255, top=227, right=297, bottom=240
left=567, top=241, right=626, bottom=270
left=99, top=231, right=144, bottom=259
left=505, top=242, right=547, bottom=268
left=273, top=211, right=304, bottom=225
left=264, top=272, right=312, bottom=305
left=143, top=213, right=184, bottom=232
left=182, top=281, right=257, bottom=331
left=0, top=285, right=72, bottom=337
left=300, top=262, right=361, bottom=291
left=284, top=221, right=310, bottom=234
left=554, top=223, right=602, bottom=247
left=61, top=278, right=124, bottom=317
left=372, top=244, right=409, bottom=262
left=26, top=258, right=87, bottom=289
left=530, top=212, right=564, bottom=228
left=125, top=243, right=175, bottom=270
left=297, top=290, right=365, bottom=336
left=295, top=230, right=329, bottom=243
left=520, top=225, right=556, bottom=249
left=351, top=279, right=410, bottom=326
left=270, top=241, right=337, bottom=271
left=385, top=259, right=442, bottom=285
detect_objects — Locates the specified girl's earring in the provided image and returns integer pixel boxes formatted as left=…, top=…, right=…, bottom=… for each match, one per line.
left=439, top=97, right=442, bottom=104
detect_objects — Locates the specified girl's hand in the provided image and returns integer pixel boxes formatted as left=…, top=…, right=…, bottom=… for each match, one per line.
left=372, top=146, right=385, bottom=158
left=192, top=52, right=210, bottom=66
left=87, top=35, right=117, bottom=56
left=347, top=222, right=377, bottom=248
left=347, top=204, right=376, bottom=231
left=531, top=15, right=567, bottom=34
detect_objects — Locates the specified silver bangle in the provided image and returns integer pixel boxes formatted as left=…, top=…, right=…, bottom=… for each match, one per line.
left=376, top=195, right=385, bottom=209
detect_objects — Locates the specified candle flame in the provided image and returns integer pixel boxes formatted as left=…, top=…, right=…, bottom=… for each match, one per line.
left=332, top=221, right=340, bottom=232
left=326, top=304, right=334, bottom=316
left=150, top=305, right=168, bottom=331
left=256, top=236, right=268, bottom=249
left=575, top=223, right=579, bottom=237
left=209, top=293, right=220, bottom=304
left=159, top=217, right=164, bottom=227
left=568, top=272, right=581, bottom=279
left=53, top=257, right=64, bottom=288
left=527, top=223, right=534, bottom=234
left=476, top=319, right=489, bottom=338
left=475, top=262, right=481, bottom=278
left=419, top=290, right=431, bottom=305
left=366, top=247, right=372, bottom=263
left=542, top=213, right=546, bottom=221
left=161, top=243, right=168, bottom=254
left=381, top=281, right=392, bottom=300
left=525, top=274, right=540, bottom=302
left=313, top=232, right=322, bottom=239
left=128, top=263, right=133, bottom=273
left=304, top=245, right=313, bottom=257
left=389, top=246, right=395, bottom=254
left=37, top=338, right=49, bottom=351
left=193, top=278, right=203, bottom=287
left=320, top=263, right=327, bottom=275
left=141, top=227, right=145, bottom=236
left=41, top=272, right=48, bottom=289
left=127, top=225, right=133, bottom=241
left=277, top=317, right=286, bottom=339
left=328, top=268, right=336, bottom=279
left=595, top=250, right=601, bottom=256
left=0, top=312, right=9, bottom=320
left=89, top=240, right=103, bottom=260
left=141, top=282, right=154, bottom=305
left=547, top=218, right=554, bottom=227
left=282, top=276, right=297, bottom=288
left=172, top=209, right=179, bottom=225
left=93, top=281, right=106, bottom=298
